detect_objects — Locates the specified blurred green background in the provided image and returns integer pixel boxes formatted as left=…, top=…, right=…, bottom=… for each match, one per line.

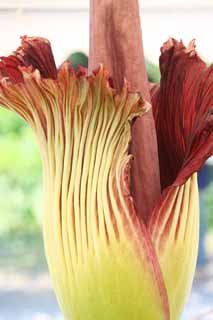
left=0, top=55, right=212, bottom=248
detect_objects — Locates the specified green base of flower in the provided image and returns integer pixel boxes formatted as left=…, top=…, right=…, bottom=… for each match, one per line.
left=47, top=240, right=167, bottom=320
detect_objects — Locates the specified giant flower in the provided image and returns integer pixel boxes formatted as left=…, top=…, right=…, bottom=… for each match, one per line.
left=0, top=1, right=212, bottom=320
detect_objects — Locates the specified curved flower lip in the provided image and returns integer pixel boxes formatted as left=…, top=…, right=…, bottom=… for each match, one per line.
left=151, top=37, right=213, bottom=191
left=0, top=36, right=154, bottom=139
left=0, top=36, right=57, bottom=84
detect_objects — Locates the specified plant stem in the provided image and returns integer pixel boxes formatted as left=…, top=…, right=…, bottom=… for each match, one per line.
left=89, top=0, right=161, bottom=223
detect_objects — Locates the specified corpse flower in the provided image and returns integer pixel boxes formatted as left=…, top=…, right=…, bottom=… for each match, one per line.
left=0, top=1, right=213, bottom=320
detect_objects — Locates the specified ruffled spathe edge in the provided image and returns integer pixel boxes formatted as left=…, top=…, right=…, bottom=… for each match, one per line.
left=151, top=38, right=213, bottom=191
left=0, top=36, right=151, bottom=136
left=0, top=36, right=57, bottom=83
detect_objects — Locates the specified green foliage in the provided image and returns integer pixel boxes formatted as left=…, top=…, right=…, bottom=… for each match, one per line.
left=146, top=60, right=161, bottom=83
left=204, top=182, right=213, bottom=230
left=0, top=108, right=25, bottom=135
left=0, top=109, right=42, bottom=236
left=0, top=232, right=46, bottom=271
left=67, top=52, right=88, bottom=71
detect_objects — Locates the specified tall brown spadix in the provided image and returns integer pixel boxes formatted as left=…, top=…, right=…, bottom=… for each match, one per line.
left=89, top=0, right=161, bottom=222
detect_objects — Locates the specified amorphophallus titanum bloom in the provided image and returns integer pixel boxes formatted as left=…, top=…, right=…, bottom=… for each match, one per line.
left=0, top=1, right=213, bottom=320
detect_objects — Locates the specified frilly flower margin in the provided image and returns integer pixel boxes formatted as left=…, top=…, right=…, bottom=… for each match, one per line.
left=0, top=36, right=212, bottom=320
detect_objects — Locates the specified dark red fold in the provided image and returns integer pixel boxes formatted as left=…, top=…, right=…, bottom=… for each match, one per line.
left=0, top=36, right=57, bottom=84
left=151, top=38, right=213, bottom=190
